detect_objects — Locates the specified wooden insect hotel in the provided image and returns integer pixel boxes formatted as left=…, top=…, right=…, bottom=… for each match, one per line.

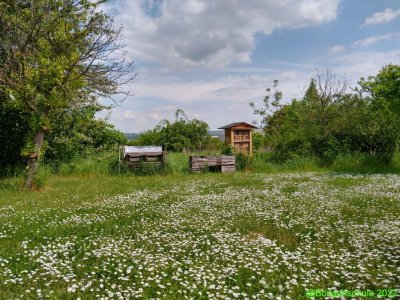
left=120, top=146, right=166, bottom=169
left=219, top=122, right=257, bottom=156
left=189, top=156, right=235, bottom=173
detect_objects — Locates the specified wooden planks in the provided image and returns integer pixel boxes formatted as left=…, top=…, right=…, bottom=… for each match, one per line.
left=189, top=156, right=235, bottom=173
left=189, top=156, right=208, bottom=173
left=220, top=155, right=235, bottom=173
left=124, top=151, right=166, bottom=169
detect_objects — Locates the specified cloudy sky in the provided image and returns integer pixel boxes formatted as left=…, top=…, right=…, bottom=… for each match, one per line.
left=99, top=0, right=400, bottom=132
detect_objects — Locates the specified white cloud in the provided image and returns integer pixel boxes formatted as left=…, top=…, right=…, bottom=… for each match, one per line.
left=363, top=8, right=400, bottom=26
left=108, top=48, right=400, bottom=132
left=328, top=45, right=346, bottom=54
left=318, top=50, right=400, bottom=86
left=106, top=0, right=339, bottom=71
left=135, top=71, right=308, bottom=104
left=104, top=70, right=316, bottom=131
left=97, top=1, right=400, bottom=133
left=353, top=33, right=400, bottom=47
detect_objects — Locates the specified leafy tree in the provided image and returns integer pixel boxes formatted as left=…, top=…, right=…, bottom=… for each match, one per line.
left=359, top=64, right=400, bottom=116
left=299, top=71, right=348, bottom=160
left=132, top=109, right=210, bottom=152
left=45, top=105, right=127, bottom=164
left=357, top=64, right=400, bottom=161
left=250, top=80, right=307, bottom=159
left=157, top=110, right=210, bottom=152
left=0, top=0, right=136, bottom=189
left=252, top=67, right=400, bottom=164
left=249, top=79, right=283, bottom=129
left=129, top=129, right=162, bottom=146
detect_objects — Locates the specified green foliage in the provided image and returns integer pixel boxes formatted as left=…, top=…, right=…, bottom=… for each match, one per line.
left=359, top=64, right=400, bottom=116
left=164, top=152, right=190, bottom=174
left=357, top=64, right=400, bottom=161
left=204, top=137, right=224, bottom=152
left=45, top=105, right=127, bottom=165
left=57, top=151, right=117, bottom=176
left=31, top=165, right=52, bottom=190
left=249, top=79, right=282, bottom=129
left=0, top=0, right=135, bottom=185
left=132, top=109, right=211, bottom=153
left=235, top=152, right=250, bottom=171
left=130, top=129, right=162, bottom=146
left=251, top=67, right=400, bottom=164
left=221, top=144, right=234, bottom=156
left=133, top=162, right=163, bottom=176
left=252, top=132, right=265, bottom=151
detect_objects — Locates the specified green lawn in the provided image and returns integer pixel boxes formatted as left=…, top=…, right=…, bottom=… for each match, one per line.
left=0, top=172, right=399, bottom=299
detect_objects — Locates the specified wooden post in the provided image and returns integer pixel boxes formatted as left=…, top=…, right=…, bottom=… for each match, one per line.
left=118, top=146, right=121, bottom=174
left=249, top=130, right=253, bottom=156
left=230, top=129, right=234, bottom=149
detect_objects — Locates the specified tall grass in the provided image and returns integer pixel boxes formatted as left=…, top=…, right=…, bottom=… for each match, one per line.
left=249, top=152, right=323, bottom=173
left=329, top=152, right=400, bottom=174
left=249, top=151, right=400, bottom=174
left=164, top=152, right=191, bottom=174
left=56, top=151, right=115, bottom=176
left=2, top=150, right=400, bottom=189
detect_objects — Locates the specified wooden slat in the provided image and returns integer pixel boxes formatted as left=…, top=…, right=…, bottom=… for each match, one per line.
left=126, top=152, right=164, bottom=157
left=124, top=151, right=166, bottom=170
left=189, top=155, right=235, bottom=173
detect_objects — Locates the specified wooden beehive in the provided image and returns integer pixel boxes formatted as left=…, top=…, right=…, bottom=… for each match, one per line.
left=189, top=156, right=235, bottom=173
left=121, top=146, right=166, bottom=169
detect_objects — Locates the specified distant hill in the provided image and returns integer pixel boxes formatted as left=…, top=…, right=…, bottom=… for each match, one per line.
left=208, top=130, right=224, bottom=141
left=124, top=130, right=263, bottom=141
left=124, top=133, right=140, bottom=140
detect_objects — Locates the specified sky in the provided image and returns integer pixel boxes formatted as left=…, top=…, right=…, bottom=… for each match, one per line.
left=98, top=0, right=400, bottom=132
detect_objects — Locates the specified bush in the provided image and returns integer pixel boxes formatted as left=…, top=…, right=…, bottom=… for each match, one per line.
left=221, top=145, right=234, bottom=156
left=31, top=165, right=52, bottom=190
left=204, top=137, right=224, bottom=152
left=235, top=152, right=250, bottom=171
left=270, top=139, right=308, bottom=163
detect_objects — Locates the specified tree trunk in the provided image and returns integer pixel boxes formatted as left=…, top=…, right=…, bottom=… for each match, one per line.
left=25, top=130, right=45, bottom=190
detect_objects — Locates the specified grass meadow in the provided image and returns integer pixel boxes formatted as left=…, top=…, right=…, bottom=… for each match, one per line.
left=0, top=153, right=399, bottom=299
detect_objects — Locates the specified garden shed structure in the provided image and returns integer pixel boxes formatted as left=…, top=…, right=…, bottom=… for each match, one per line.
left=219, top=122, right=257, bottom=156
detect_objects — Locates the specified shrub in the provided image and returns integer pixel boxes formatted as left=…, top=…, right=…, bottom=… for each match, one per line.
left=221, top=145, right=234, bottom=156
left=235, top=152, right=250, bottom=171
left=31, top=165, right=52, bottom=190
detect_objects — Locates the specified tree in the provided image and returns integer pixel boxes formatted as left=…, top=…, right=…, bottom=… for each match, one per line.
left=130, top=129, right=162, bottom=147
left=357, top=64, right=400, bottom=161
left=249, top=79, right=283, bottom=129
left=132, top=109, right=210, bottom=152
left=0, top=0, right=136, bottom=189
left=249, top=80, right=305, bottom=158
left=359, top=64, right=400, bottom=116
left=44, top=105, right=127, bottom=164
left=157, top=110, right=210, bottom=152
left=302, top=71, right=348, bottom=138
left=250, top=72, right=351, bottom=162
